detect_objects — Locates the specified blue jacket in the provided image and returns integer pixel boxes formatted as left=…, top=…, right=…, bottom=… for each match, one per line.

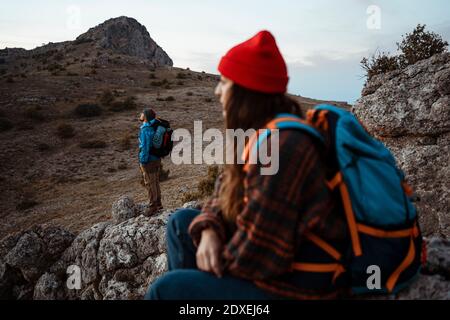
left=139, top=120, right=159, bottom=164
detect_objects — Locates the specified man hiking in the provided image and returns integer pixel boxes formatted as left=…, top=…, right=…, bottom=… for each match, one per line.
left=139, top=108, right=163, bottom=215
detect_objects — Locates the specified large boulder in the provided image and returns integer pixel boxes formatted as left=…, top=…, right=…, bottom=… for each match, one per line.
left=111, top=196, right=138, bottom=224
left=354, top=52, right=450, bottom=238
left=0, top=225, right=75, bottom=299
left=33, top=199, right=172, bottom=300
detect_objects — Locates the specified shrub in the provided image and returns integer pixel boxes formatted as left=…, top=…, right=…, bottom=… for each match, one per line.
left=79, top=140, right=107, bottom=149
left=16, top=122, right=34, bottom=131
left=100, top=90, right=115, bottom=106
left=123, top=96, right=137, bottom=109
left=397, top=24, right=449, bottom=67
left=176, top=72, right=187, bottom=79
left=151, top=79, right=169, bottom=87
left=74, top=103, right=103, bottom=117
left=56, top=123, right=76, bottom=139
left=47, top=63, right=64, bottom=72
left=73, top=37, right=93, bottom=45
left=181, top=191, right=199, bottom=203
left=198, top=165, right=219, bottom=196
left=0, top=118, right=13, bottom=132
left=109, top=101, right=125, bottom=112
left=165, top=96, right=175, bottom=102
left=16, top=199, right=39, bottom=211
left=151, top=80, right=162, bottom=87
left=54, top=51, right=64, bottom=61
left=24, top=106, right=45, bottom=121
left=186, top=92, right=193, bottom=96
left=109, top=96, right=137, bottom=112
left=149, top=73, right=157, bottom=79
left=181, top=165, right=220, bottom=203
left=205, top=98, right=213, bottom=103
left=361, top=52, right=400, bottom=80
left=36, top=143, right=51, bottom=151
left=118, top=162, right=128, bottom=170
left=361, top=24, right=448, bottom=80
left=119, top=132, right=132, bottom=150
left=177, top=81, right=184, bottom=86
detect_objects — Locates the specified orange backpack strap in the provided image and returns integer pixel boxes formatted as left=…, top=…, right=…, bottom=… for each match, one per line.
left=386, top=235, right=416, bottom=292
left=291, top=262, right=345, bottom=284
left=290, top=232, right=345, bottom=283
left=306, top=109, right=329, bottom=131
left=355, top=222, right=419, bottom=292
left=401, top=181, right=414, bottom=197
left=326, top=172, right=362, bottom=257
left=241, top=116, right=311, bottom=173
left=304, top=231, right=342, bottom=261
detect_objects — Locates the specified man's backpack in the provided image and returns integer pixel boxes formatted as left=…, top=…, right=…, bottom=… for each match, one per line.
left=150, top=118, right=173, bottom=158
left=242, top=104, right=423, bottom=295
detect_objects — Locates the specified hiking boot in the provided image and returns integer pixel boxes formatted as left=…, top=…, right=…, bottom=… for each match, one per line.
left=147, top=203, right=163, bottom=216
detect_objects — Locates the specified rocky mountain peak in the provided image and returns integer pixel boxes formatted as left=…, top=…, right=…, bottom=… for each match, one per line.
left=75, top=16, right=173, bottom=66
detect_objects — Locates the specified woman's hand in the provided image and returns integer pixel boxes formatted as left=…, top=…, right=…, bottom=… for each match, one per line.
left=196, top=228, right=223, bottom=277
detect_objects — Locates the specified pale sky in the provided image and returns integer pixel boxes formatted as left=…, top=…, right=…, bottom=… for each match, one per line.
left=1, top=0, right=450, bottom=103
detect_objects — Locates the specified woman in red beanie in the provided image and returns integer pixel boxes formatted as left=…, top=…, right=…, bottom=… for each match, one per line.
left=145, top=31, right=348, bottom=300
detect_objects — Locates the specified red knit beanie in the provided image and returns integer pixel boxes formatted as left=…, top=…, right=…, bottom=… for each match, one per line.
left=218, top=30, right=289, bottom=94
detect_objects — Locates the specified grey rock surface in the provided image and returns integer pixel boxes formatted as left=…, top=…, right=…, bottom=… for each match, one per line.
left=33, top=198, right=170, bottom=300
left=76, top=16, right=173, bottom=66
left=354, top=52, right=450, bottom=238
left=0, top=225, right=75, bottom=299
left=111, top=196, right=138, bottom=224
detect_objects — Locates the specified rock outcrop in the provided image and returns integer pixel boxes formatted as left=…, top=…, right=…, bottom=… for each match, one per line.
left=0, top=196, right=448, bottom=300
left=354, top=52, right=450, bottom=238
left=0, top=16, right=173, bottom=68
left=33, top=197, right=170, bottom=300
left=75, top=16, right=173, bottom=66
left=0, top=225, right=75, bottom=299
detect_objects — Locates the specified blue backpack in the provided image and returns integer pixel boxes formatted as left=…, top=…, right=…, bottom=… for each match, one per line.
left=150, top=118, right=173, bottom=158
left=243, top=104, right=423, bottom=295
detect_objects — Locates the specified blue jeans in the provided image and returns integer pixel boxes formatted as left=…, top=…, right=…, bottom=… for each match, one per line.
left=144, top=208, right=283, bottom=300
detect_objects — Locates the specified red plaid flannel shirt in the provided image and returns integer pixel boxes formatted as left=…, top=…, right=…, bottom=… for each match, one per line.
left=188, top=130, right=348, bottom=299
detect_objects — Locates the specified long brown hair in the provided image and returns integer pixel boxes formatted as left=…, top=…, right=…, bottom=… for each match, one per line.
left=219, top=83, right=303, bottom=223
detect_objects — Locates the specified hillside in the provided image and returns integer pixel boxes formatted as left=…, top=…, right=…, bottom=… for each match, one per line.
left=0, top=17, right=350, bottom=239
